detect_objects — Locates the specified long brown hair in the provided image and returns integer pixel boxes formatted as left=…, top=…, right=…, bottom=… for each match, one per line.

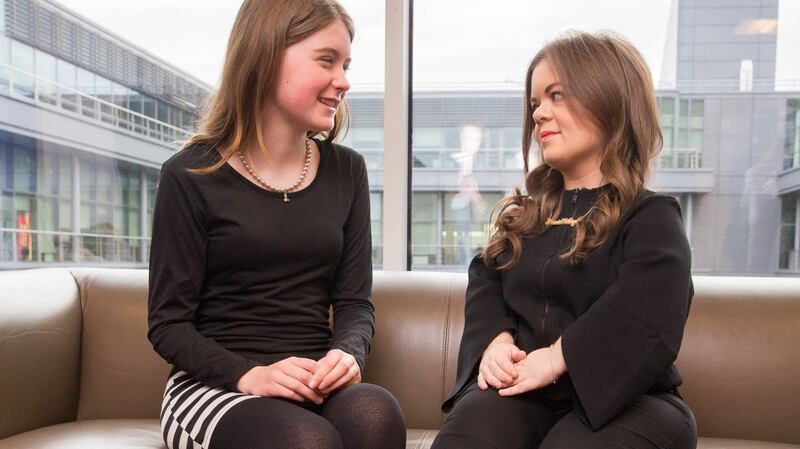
left=185, top=0, right=354, bottom=174
left=483, top=32, right=662, bottom=268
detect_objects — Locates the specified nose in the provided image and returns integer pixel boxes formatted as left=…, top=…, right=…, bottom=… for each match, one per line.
left=333, top=68, right=350, bottom=96
left=532, top=102, right=551, bottom=125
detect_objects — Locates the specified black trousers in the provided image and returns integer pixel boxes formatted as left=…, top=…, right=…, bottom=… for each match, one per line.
left=431, top=386, right=697, bottom=449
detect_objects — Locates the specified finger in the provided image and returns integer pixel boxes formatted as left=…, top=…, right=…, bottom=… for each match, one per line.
left=497, top=353, right=519, bottom=378
left=489, top=358, right=514, bottom=383
left=318, top=357, right=354, bottom=391
left=309, top=352, right=342, bottom=389
left=498, top=379, right=532, bottom=397
left=288, top=357, right=319, bottom=373
left=477, top=372, right=488, bottom=390
left=512, top=349, right=527, bottom=362
left=322, top=363, right=359, bottom=393
left=283, top=363, right=314, bottom=386
left=480, top=365, right=505, bottom=389
left=277, top=373, right=324, bottom=404
left=266, top=383, right=306, bottom=402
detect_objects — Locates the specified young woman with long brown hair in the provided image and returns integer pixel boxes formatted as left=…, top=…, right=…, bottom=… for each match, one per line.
left=147, top=1, right=405, bottom=448
left=432, top=32, right=697, bottom=449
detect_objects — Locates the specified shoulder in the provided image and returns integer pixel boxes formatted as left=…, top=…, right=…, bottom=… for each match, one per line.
left=624, top=191, right=682, bottom=224
left=321, top=140, right=367, bottom=168
left=615, top=190, right=687, bottom=245
left=160, top=144, right=219, bottom=178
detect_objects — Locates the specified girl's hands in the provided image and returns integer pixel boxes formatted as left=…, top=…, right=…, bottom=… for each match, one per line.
left=309, top=349, right=362, bottom=395
left=236, top=357, right=324, bottom=404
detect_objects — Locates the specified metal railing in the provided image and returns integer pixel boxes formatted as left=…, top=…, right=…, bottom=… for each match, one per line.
left=0, top=62, right=193, bottom=145
left=0, top=227, right=150, bottom=265
left=360, top=147, right=702, bottom=171
left=656, top=148, right=702, bottom=169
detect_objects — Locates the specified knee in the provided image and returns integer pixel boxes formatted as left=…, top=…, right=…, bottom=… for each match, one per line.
left=283, top=420, right=343, bottom=449
left=333, top=383, right=405, bottom=426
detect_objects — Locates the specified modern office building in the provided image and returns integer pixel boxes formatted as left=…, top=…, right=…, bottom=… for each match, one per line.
left=345, top=0, right=800, bottom=275
left=2, top=0, right=799, bottom=276
left=0, top=0, right=210, bottom=268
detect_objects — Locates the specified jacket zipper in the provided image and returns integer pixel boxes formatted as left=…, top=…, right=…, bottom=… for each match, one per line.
left=540, top=189, right=581, bottom=343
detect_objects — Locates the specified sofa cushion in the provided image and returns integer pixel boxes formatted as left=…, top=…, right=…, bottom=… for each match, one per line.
left=678, top=276, right=800, bottom=444
left=0, top=419, right=165, bottom=449
left=69, top=269, right=170, bottom=421
left=0, top=268, right=81, bottom=439
left=365, top=271, right=466, bottom=430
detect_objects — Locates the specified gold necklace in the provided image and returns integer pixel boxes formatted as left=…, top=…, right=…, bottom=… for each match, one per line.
left=545, top=207, right=595, bottom=227
left=238, top=139, right=312, bottom=203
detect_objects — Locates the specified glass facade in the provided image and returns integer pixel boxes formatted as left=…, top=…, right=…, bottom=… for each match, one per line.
left=0, top=130, right=158, bottom=266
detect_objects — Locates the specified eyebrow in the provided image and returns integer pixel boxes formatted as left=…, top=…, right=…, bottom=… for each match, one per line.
left=530, top=82, right=561, bottom=102
left=314, top=47, right=352, bottom=64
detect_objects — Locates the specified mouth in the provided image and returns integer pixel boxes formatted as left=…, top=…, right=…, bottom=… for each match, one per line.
left=540, top=131, right=560, bottom=141
left=318, top=97, right=340, bottom=110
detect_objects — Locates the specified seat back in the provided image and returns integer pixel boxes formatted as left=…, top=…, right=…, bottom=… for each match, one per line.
left=70, top=268, right=170, bottom=421
left=677, top=276, right=800, bottom=444
left=0, top=268, right=82, bottom=439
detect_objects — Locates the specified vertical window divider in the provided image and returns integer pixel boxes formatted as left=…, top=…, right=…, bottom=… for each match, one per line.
left=382, top=0, right=411, bottom=270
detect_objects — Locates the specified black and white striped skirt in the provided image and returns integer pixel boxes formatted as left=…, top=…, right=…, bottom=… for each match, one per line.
left=160, top=371, right=257, bottom=449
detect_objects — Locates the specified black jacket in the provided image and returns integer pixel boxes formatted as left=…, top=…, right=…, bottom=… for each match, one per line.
left=442, top=186, right=693, bottom=430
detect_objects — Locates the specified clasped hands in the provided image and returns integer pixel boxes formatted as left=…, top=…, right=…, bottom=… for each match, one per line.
left=235, top=348, right=361, bottom=404
left=477, top=332, right=567, bottom=396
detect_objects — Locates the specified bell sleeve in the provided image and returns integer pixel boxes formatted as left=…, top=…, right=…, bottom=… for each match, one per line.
left=560, top=195, right=692, bottom=430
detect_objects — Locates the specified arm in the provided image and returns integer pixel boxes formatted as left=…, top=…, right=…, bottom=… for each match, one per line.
left=442, top=254, right=519, bottom=410
left=561, top=195, right=693, bottom=430
left=147, top=161, right=258, bottom=391
left=311, top=154, right=374, bottom=392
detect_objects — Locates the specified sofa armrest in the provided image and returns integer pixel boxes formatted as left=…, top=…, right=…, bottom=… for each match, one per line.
left=0, top=268, right=82, bottom=439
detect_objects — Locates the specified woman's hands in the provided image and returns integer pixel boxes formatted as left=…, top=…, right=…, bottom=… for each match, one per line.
left=235, top=349, right=361, bottom=403
left=477, top=331, right=527, bottom=390
left=479, top=336, right=568, bottom=396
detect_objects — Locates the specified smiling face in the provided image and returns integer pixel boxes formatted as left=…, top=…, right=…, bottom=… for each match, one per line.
left=529, top=59, right=604, bottom=179
left=268, top=19, right=352, bottom=134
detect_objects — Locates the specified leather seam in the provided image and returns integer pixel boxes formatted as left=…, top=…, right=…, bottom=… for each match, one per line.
left=440, top=276, right=454, bottom=415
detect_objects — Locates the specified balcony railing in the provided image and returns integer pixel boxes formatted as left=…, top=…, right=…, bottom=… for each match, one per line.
left=0, top=62, right=193, bottom=145
left=360, top=147, right=701, bottom=171
left=656, top=148, right=702, bottom=169
left=0, top=227, right=150, bottom=267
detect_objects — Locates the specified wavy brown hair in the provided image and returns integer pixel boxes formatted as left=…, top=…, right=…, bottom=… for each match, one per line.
left=483, top=32, right=662, bottom=268
left=185, top=0, right=354, bottom=174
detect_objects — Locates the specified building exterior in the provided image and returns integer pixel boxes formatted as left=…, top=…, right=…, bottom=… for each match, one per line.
left=2, top=0, right=798, bottom=276
left=0, top=0, right=210, bottom=268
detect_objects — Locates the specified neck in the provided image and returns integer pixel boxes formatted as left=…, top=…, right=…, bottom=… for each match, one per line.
left=561, top=168, right=605, bottom=190
left=250, top=109, right=309, bottom=166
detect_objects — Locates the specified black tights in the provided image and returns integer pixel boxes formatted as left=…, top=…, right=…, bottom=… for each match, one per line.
left=431, top=386, right=697, bottom=449
left=209, top=383, right=406, bottom=449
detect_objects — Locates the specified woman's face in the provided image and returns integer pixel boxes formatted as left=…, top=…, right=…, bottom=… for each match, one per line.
left=529, top=59, right=603, bottom=178
left=269, top=19, right=352, bottom=133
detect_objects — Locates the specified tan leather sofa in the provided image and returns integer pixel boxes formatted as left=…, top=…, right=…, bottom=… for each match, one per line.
left=1, top=267, right=799, bottom=449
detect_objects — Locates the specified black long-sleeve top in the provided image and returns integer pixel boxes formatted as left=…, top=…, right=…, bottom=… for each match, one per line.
left=443, top=185, right=693, bottom=430
left=147, top=140, right=374, bottom=392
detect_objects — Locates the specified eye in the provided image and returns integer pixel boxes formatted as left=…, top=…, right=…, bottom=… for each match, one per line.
left=530, top=101, right=540, bottom=113
left=551, top=91, right=564, bottom=102
left=319, top=56, right=334, bottom=66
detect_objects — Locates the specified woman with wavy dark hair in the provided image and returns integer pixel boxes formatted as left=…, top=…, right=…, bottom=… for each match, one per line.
left=147, top=1, right=405, bottom=448
left=432, top=32, right=697, bottom=449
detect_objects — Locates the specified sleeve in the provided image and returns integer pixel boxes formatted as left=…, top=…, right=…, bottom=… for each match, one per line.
left=147, top=162, right=258, bottom=391
left=560, top=195, right=693, bottom=430
left=329, top=155, right=375, bottom=373
left=442, top=254, right=517, bottom=411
